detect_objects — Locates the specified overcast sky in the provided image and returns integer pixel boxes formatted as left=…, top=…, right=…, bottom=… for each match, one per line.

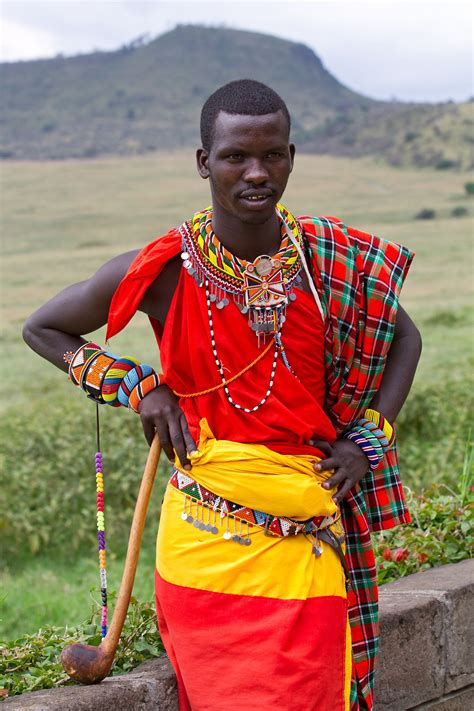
left=1, top=0, right=472, bottom=102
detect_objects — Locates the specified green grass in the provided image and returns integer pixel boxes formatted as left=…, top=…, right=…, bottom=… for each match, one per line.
left=1, top=542, right=158, bottom=641
left=1, top=152, right=473, bottom=643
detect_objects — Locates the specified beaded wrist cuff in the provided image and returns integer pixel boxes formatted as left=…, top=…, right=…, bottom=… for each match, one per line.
left=80, top=351, right=118, bottom=403
left=68, top=342, right=102, bottom=386
left=363, top=408, right=395, bottom=448
left=345, top=430, right=384, bottom=471
left=128, top=372, right=162, bottom=413
left=344, top=405, right=397, bottom=470
left=68, top=342, right=161, bottom=412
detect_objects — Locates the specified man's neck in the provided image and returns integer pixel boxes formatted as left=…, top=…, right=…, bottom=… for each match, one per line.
left=211, top=208, right=281, bottom=262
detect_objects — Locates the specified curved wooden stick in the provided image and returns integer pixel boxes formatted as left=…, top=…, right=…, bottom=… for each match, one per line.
left=61, top=435, right=161, bottom=684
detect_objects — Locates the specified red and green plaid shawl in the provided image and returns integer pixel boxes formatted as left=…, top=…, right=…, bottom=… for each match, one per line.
left=107, top=213, right=414, bottom=711
left=301, top=215, right=414, bottom=532
left=301, top=215, right=414, bottom=709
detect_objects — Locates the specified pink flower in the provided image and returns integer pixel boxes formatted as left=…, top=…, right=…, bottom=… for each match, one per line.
left=394, top=547, right=409, bottom=562
left=381, top=548, right=393, bottom=561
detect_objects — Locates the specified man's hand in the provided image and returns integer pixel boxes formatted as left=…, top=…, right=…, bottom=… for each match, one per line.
left=310, top=438, right=370, bottom=504
left=138, top=386, right=197, bottom=470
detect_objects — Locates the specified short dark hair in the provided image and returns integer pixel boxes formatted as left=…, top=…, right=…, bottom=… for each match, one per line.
left=200, top=79, right=291, bottom=151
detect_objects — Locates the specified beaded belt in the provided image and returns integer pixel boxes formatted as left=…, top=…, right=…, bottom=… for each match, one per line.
left=169, top=468, right=351, bottom=588
left=169, top=467, right=341, bottom=542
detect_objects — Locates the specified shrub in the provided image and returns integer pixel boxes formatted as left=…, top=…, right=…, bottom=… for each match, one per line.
left=395, top=377, right=473, bottom=491
left=451, top=206, right=468, bottom=217
left=464, top=182, right=474, bottom=195
left=435, top=159, right=458, bottom=170
left=414, top=208, right=436, bottom=220
left=0, top=397, right=169, bottom=559
left=0, top=593, right=163, bottom=698
left=375, top=435, right=473, bottom=585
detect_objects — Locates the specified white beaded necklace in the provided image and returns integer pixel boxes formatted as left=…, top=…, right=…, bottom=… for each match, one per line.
left=205, top=279, right=280, bottom=413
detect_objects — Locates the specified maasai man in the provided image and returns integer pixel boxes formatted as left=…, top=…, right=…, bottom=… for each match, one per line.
left=24, top=80, right=421, bottom=710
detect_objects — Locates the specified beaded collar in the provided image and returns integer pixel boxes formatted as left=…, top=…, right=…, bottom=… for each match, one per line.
left=179, top=203, right=303, bottom=305
left=189, top=203, right=301, bottom=287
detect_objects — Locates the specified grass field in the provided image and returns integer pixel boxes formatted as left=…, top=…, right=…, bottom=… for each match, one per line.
left=1, top=152, right=473, bottom=641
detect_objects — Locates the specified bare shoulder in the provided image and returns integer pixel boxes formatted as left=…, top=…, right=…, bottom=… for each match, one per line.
left=91, top=249, right=140, bottom=287
left=82, top=249, right=141, bottom=306
left=139, top=254, right=182, bottom=325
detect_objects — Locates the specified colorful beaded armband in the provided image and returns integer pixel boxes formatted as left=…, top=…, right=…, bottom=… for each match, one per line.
left=363, top=408, right=395, bottom=448
left=69, top=342, right=102, bottom=386
left=67, top=342, right=163, bottom=411
left=344, top=408, right=396, bottom=471
left=345, top=429, right=384, bottom=471
left=128, top=372, right=161, bottom=413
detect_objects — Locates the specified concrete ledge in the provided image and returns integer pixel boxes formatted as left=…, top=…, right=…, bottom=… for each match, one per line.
left=3, top=559, right=473, bottom=710
left=2, top=658, right=178, bottom=711
left=375, top=559, right=474, bottom=710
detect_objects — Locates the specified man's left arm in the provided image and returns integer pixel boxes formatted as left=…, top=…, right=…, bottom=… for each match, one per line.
left=313, top=305, right=422, bottom=502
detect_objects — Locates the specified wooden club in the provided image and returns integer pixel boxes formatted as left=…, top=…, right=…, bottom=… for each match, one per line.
left=61, top=435, right=161, bottom=684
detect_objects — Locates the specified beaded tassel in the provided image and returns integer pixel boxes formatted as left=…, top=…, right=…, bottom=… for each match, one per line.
left=95, top=405, right=108, bottom=638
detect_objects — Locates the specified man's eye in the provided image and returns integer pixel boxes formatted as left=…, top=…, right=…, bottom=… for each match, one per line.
left=227, top=154, right=243, bottom=161
left=266, top=152, right=283, bottom=159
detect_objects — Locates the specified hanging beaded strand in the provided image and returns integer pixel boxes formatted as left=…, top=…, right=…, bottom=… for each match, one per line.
left=95, top=404, right=108, bottom=638
left=205, top=280, right=279, bottom=413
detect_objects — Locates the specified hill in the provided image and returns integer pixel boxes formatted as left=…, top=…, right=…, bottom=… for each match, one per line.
left=0, top=25, right=471, bottom=167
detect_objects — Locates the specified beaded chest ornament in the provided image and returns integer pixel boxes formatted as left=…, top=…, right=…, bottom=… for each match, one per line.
left=178, top=203, right=324, bottom=412
left=180, top=203, right=306, bottom=344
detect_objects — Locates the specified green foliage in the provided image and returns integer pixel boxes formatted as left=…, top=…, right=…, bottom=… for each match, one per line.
left=414, top=208, right=436, bottom=220
left=396, top=377, right=473, bottom=490
left=451, top=206, right=468, bottom=217
left=1, top=377, right=471, bottom=560
left=435, top=158, right=458, bottom=170
left=375, top=437, right=473, bottom=584
left=0, top=397, right=169, bottom=559
left=0, top=592, right=163, bottom=698
left=464, top=181, right=474, bottom=195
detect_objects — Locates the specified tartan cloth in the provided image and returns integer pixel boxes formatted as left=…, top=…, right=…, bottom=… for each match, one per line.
left=106, top=211, right=415, bottom=710
left=301, top=215, right=414, bottom=709
left=342, top=493, right=378, bottom=710
left=301, top=215, right=414, bottom=531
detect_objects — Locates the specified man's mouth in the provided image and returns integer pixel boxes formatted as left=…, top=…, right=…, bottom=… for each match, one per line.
left=240, top=192, right=274, bottom=206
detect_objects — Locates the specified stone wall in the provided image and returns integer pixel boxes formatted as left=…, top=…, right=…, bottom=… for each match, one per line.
left=3, top=559, right=473, bottom=710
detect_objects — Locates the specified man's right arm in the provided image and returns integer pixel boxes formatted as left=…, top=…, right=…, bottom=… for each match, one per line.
left=23, top=250, right=196, bottom=468
left=23, top=250, right=139, bottom=371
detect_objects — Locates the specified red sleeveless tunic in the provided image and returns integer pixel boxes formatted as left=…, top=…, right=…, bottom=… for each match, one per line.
left=159, top=264, right=336, bottom=453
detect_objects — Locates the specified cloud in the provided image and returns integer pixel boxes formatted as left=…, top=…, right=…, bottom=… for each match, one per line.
left=0, top=0, right=472, bottom=100
left=1, top=17, right=57, bottom=61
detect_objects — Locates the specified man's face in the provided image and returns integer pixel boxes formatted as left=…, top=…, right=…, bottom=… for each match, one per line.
left=196, top=110, right=295, bottom=225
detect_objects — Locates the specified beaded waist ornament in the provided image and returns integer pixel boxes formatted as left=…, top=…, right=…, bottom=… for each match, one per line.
left=169, top=467, right=350, bottom=586
left=170, top=467, right=341, bottom=549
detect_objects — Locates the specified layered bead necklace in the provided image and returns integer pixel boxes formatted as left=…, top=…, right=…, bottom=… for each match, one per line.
left=178, top=203, right=304, bottom=412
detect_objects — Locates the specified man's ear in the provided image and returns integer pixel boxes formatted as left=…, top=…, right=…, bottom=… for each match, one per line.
left=196, top=148, right=210, bottom=179
left=289, top=143, right=296, bottom=172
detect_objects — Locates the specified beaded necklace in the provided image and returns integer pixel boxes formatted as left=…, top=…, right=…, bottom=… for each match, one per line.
left=179, top=204, right=304, bottom=412
left=180, top=203, right=303, bottom=342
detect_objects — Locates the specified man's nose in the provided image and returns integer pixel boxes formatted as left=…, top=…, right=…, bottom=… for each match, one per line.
left=243, top=159, right=269, bottom=184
